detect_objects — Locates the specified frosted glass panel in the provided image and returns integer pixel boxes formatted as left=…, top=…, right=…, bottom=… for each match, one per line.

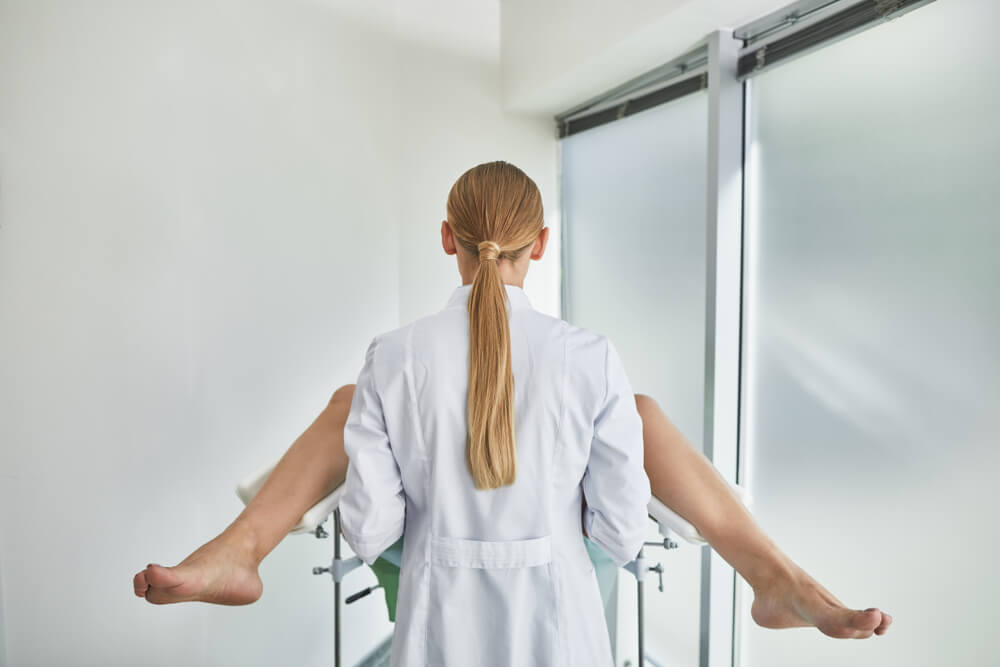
left=561, top=91, right=707, bottom=667
left=741, top=2, right=1000, bottom=666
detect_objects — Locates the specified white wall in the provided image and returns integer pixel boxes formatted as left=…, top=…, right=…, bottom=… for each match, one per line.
left=391, top=0, right=560, bottom=323
left=0, top=1, right=555, bottom=665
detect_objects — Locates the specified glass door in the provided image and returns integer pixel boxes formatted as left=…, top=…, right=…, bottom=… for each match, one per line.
left=561, top=88, right=709, bottom=667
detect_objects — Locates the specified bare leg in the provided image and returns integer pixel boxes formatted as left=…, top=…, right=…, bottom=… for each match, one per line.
left=133, top=385, right=355, bottom=604
left=135, top=384, right=891, bottom=639
left=634, top=393, right=892, bottom=639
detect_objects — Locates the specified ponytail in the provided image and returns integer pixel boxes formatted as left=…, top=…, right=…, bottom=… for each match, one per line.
left=445, top=160, right=544, bottom=490
left=466, top=239, right=516, bottom=489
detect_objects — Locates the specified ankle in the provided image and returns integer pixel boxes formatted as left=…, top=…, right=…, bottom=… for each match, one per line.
left=222, top=519, right=265, bottom=565
left=747, top=553, right=802, bottom=594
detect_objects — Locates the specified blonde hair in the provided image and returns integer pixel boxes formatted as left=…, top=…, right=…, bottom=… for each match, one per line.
left=446, top=161, right=544, bottom=490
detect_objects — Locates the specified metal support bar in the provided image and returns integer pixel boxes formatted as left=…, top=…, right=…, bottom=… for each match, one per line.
left=624, top=555, right=649, bottom=582
left=334, top=509, right=342, bottom=667
left=637, top=546, right=645, bottom=665
left=699, top=28, right=744, bottom=667
left=332, top=556, right=364, bottom=583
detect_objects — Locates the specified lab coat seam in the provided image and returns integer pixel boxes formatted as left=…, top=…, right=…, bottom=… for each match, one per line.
left=402, top=323, right=433, bottom=667
left=601, top=335, right=611, bottom=420
left=550, top=559, right=566, bottom=667
left=368, top=334, right=383, bottom=402
left=557, top=325, right=569, bottom=463
left=554, top=326, right=569, bottom=667
left=403, top=324, right=429, bottom=466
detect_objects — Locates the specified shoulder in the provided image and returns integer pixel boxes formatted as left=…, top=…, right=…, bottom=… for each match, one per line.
left=366, top=309, right=615, bottom=370
left=557, top=317, right=612, bottom=360
left=511, top=309, right=606, bottom=350
left=548, top=320, right=622, bottom=417
left=537, top=318, right=616, bottom=394
left=364, top=321, right=414, bottom=361
left=363, top=310, right=449, bottom=366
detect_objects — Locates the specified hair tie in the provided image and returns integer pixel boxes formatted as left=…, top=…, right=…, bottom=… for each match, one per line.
left=478, top=240, right=502, bottom=262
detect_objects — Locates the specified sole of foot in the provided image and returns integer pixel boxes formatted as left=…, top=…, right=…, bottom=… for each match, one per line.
left=133, top=532, right=263, bottom=606
left=751, top=569, right=893, bottom=639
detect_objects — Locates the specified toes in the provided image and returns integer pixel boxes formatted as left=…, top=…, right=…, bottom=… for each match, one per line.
left=145, top=564, right=184, bottom=590
left=841, top=609, right=885, bottom=639
left=141, top=564, right=194, bottom=604
left=144, top=586, right=181, bottom=605
left=819, top=608, right=880, bottom=639
left=874, top=612, right=893, bottom=635
left=853, top=608, right=882, bottom=633
left=133, top=570, right=149, bottom=597
left=134, top=565, right=187, bottom=604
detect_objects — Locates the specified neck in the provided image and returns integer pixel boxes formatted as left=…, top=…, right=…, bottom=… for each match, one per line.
left=459, top=265, right=525, bottom=288
left=456, top=252, right=527, bottom=287
left=461, top=280, right=524, bottom=288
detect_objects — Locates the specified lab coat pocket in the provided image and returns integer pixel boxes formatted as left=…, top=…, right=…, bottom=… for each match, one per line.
left=426, top=535, right=560, bottom=667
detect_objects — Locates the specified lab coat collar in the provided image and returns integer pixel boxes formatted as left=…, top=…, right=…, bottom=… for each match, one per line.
left=444, top=283, right=533, bottom=311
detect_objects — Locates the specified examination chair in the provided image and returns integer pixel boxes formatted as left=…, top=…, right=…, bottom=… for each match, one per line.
left=236, top=460, right=751, bottom=666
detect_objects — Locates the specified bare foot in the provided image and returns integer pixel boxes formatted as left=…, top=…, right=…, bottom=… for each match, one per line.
left=133, top=527, right=263, bottom=605
left=750, top=565, right=893, bottom=639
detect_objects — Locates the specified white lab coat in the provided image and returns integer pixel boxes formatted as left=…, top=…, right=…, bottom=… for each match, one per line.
left=339, top=283, right=651, bottom=667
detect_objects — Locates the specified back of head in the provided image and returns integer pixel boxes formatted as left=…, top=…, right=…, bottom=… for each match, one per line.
left=446, top=160, right=544, bottom=490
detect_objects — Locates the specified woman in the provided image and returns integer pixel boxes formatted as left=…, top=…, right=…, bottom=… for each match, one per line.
left=341, top=161, right=654, bottom=665
left=134, top=162, right=892, bottom=653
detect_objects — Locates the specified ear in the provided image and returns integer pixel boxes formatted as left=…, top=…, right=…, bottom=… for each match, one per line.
left=530, top=227, right=549, bottom=260
left=441, top=220, right=457, bottom=256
